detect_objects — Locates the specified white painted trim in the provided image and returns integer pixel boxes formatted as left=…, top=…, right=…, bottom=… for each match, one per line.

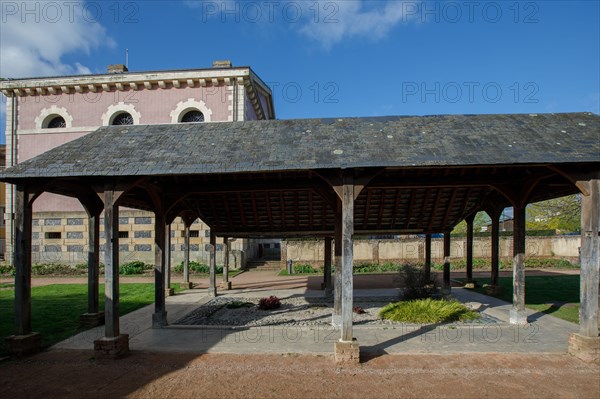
left=34, top=106, right=74, bottom=129
left=169, top=98, right=212, bottom=123
left=17, top=128, right=96, bottom=135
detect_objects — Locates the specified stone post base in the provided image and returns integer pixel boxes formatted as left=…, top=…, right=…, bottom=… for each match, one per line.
left=4, top=332, right=42, bottom=356
left=464, top=280, right=477, bottom=289
left=509, top=308, right=528, bottom=325
left=80, top=312, right=105, bottom=328
left=152, top=311, right=168, bottom=328
left=220, top=281, right=232, bottom=290
left=485, top=285, right=502, bottom=296
left=334, top=339, right=360, bottom=364
left=568, top=333, right=600, bottom=364
left=441, top=286, right=452, bottom=297
left=165, top=288, right=175, bottom=297
left=94, top=334, right=129, bottom=359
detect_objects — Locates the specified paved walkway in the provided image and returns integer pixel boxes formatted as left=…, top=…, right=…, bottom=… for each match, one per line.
left=53, top=269, right=580, bottom=356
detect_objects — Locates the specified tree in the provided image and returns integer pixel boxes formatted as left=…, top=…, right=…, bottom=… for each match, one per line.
left=452, top=211, right=490, bottom=235
left=526, top=194, right=581, bottom=233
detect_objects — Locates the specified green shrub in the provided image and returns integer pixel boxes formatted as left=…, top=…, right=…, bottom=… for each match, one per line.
left=293, top=263, right=318, bottom=274
left=0, top=264, right=15, bottom=276
left=354, top=262, right=404, bottom=273
left=31, top=263, right=84, bottom=276
left=119, top=261, right=150, bottom=275
left=379, top=298, right=479, bottom=323
left=398, top=264, right=438, bottom=300
left=174, top=261, right=223, bottom=274
left=525, top=258, right=577, bottom=269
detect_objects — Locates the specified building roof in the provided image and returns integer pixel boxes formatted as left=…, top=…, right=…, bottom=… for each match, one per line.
left=1, top=113, right=598, bottom=180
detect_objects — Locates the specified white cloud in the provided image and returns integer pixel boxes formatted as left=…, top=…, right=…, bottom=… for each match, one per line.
left=0, top=1, right=114, bottom=78
left=298, top=1, right=417, bottom=49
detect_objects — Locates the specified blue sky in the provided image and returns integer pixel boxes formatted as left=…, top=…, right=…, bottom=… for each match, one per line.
left=1, top=0, right=599, bottom=144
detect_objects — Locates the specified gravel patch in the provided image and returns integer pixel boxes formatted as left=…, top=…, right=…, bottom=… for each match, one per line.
left=174, top=296, right=499, bottom=327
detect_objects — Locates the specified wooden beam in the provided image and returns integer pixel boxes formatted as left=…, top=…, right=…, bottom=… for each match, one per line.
left=578, top=179, right=599, bottom=337
left=183, top=225, right=190, bottom=284
left=442, top=232, right=451, bottom=295
left=222, top=237, right=230, bottom=284
left=87, top=212, right=101, bottom=314
left=489, top=207, right=502, bottom=287
left=323, top=237, right=333, bottom=295
left=209, top=230, right=217, bottom=297
left=341, top=172, right=354, bottom=342
left=153, top=211, right=167, bottom=327
left=333, top=198, right=342, bottom=324
left=510, top=206, right=528, bottom=324
left=165, top=224, right=172, bottom=292
left=465, top=213, right=475, bottom=283
left=14, top=184, right=33, bottom=336
left=424, top=234, right=432, bottom=281
left=103, top=189, right=120, bottom=337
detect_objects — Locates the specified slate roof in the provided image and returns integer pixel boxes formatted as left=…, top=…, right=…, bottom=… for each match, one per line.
left=1, top=113, right=599, bottom=181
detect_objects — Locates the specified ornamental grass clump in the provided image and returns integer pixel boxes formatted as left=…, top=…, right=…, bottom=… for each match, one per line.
left=258, top=296, right=281, bottom=310
left=379, top=298, right=480, bottom=324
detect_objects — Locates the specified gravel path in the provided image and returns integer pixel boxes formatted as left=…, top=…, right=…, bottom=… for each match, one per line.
left=174, top=296, right=500, bottom=327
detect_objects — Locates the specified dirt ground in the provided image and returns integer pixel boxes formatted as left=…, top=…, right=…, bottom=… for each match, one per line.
left=0, top=350, right=598, bottom=399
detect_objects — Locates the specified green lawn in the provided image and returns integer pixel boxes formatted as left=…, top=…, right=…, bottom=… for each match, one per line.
left=0, top=283, right=181, bottom=355
left=465, top=276, right=580, bottom=324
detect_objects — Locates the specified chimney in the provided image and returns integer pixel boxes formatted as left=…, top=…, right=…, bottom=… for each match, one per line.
left=212, top=60, right=232, bottom=68
left=107, top=64, right=129, bottom=74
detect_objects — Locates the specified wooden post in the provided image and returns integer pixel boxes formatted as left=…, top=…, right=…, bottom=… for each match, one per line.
left=333, top=198, right=342, bottom=325
left=510, top=205, right=528, bottom=324
left=183, top=224, right=190, bottom=285
left=424, top=234, right=432, bottom=281
left=209, top=230, right=217, bottom=297
left=442, top=232, right=451, bottom=295
left=323, top=237, right=333, bottom=295
left=87, top=213, right=100, bottom=314
left=103, top=190, right=120, bottom=338
left=490, top=209, right=501, bottom=287
left=341, top=174, right=354, bottom=342
left=14, top=185, right=33, bottom=336
left=153, top=212, right=167, bottom=327
left=93, top=187, right=128, bottom=358
left=465, top=214, right=475, bottom=285
left=578, top=179, right=599, bottom=337
left=5, top=184, right=41, bottom=355
left=164, top=224, right=173, bottom=296
left=221, top=237, right=232, bottom=290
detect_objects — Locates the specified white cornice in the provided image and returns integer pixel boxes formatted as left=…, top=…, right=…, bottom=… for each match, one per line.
left=0, top=68, right=255, bottom=97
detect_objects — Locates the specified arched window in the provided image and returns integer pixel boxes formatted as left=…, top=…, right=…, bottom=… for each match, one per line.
left=111, top=112, right=134, bottom=126
left=45, top=115, right=66, bottom=129
left=36, top=107, right=72, bottom=129
left=181, top=110, right=205, bottom=123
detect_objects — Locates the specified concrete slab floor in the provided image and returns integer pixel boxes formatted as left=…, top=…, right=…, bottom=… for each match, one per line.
left=53, top=286, right=579, bottom=357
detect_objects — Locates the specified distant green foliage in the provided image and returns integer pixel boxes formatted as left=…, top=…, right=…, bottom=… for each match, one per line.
left=293, top=263, right=319, bottom=274
left=0, top=264, right=15, bottom=276
left=174, top=261, right=222, bottom=274
left=354, top=262, right=404, bottom=273
left=31, top=263, right=86, bottom=276
left=379, top=298, right=480, bottom=324
left=119, top=261, right=151, bottom=275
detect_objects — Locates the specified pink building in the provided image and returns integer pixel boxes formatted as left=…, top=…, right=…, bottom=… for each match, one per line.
left=1, top=61, right=275, bottom=266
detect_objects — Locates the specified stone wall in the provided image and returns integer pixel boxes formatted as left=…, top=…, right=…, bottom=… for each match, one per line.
left=29, top=210, right=252, bottom=268
left=282, top=236, right=581, bottom=266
